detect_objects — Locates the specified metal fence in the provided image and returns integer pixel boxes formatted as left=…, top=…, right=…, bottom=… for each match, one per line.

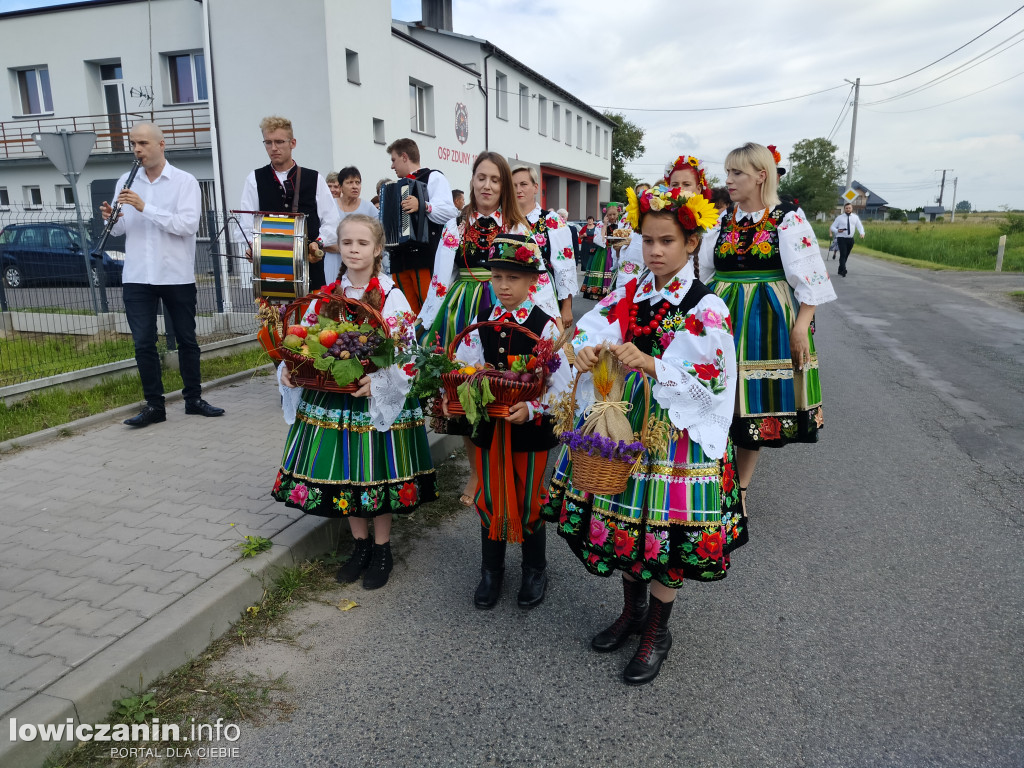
left=0, top=205, right=259, bottom=388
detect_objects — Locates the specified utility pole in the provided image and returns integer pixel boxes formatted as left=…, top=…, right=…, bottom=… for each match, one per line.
left=950, top=177, right=959, bottom=221
left=935, top=169, right=954, bottom=207
left=843, top=77, right=860, bottom=190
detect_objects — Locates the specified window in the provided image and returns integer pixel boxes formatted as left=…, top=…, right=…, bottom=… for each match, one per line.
left=519, top=84, right=530, bottom=129
left=587, top=121, right=593, bottom=153
left=373, top=118, right=385, bottom=144
left=55, top=185, right=75, bottom=208
left=604, top=129, right=610, bottom=159
left=23, top=186, right=42, bottom=209
left=595, top=129, right=601, bottom=158
left=495, top=71, right=508, bottom=120
left=564, top=109, right=571, bottom=146
left=576, top=116, right=583, bottom=149
left=537, top=95, right=547, bottom=136
left=167, top=52, right=207, bottom=104
left=345, top=49, right=360, bottom=85
left=409, top=79, right=434, bottom=134
left=552, top=102, right=560, bottom=141
left=0, top=188, right=9, bottom=209
left=16, top=67, right=53, bottom=115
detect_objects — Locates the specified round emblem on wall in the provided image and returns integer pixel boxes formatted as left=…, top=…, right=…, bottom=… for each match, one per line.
left=455, top=103, right=469, bottom=145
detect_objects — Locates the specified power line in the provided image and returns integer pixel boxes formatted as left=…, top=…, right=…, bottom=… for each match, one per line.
left=860, top=3, right=1024, bottom=87
left=591, top=83, right=847, bottom=113
left=863, top=69, right=1024, bottom=113
left=826, top=88, right=855, bottom=143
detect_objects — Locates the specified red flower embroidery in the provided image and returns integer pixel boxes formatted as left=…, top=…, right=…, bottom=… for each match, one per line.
left=613, top=529, right=636, bottom=557
left=515, top=246, right=533, bottom=262
left=684, top=314, right=705, bottom=335
left=801, top=236, right=812, bottom=248
left=546, top=216, right=559, bottom=228
left=398, top=482, right=417, bottom=507
left=692, top=363, right=720, bottom=380
left=759, top=416, right=782, bottom=441
left=561, top=247, right=572, bottom=259
left=402, top=363, right=416, bottom=377
left=721, top=462, right=736, bottom=494
left=696, top=530, right=723, bottom=561
left=667, top=567, right=686, bottom=582
left=272, top=474, right=283, bottom=494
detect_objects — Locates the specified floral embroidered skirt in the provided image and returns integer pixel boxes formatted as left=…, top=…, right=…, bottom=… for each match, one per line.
left=541, top=373, right=747, bottom=587
left=708, top=271, right=823, bottom=449
left=418, top=269, right=495, bottom=350
left=580, top=246, right=613, bottom=299
left=271, top=389, right=437, bottom=518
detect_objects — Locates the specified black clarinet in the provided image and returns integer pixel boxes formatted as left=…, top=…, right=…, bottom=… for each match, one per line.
left=92, top=159, right=142, bottom=254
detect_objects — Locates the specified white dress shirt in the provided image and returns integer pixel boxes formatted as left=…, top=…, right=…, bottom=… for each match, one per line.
left=109, top=161, right=200, bottom=285
left=420, top=169, right=458, bottom=225
left=829, top=211, right=865, bottom=239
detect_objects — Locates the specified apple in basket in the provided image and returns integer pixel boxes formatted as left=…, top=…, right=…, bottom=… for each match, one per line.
left=286, top=325, right=307, bottom=338
left=318, top=329, right=339, bottom=347
left=282, top=334, right=304, bottom=350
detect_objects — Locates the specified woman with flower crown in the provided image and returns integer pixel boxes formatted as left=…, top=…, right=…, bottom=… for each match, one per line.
left=542, top=185, right=746, bottom=686
left=697, top=142, right=836, bottom=514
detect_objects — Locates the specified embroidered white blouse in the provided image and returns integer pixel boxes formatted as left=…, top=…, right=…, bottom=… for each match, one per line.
left=526, top=204, right=579, bottom=301
left=454, top=299, right=572, bottom=421
left=697, top=207, right=837, bottom=306
left=569, top=261, right=737, bottom=459
left=277, top=272, right=419, bottom=431
left=417, top=209, right=560, bottom=330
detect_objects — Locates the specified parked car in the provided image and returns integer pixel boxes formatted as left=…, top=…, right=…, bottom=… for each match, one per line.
left=0, top=223, right=124, bottom=288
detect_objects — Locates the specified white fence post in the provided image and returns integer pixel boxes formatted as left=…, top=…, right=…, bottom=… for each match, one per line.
left=995, top=235, right=1006, bottom=272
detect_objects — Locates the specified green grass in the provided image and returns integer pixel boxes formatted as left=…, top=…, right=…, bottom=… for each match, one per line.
left=811, top=220, right=1024, bottom=272
left=0, top=346, right=273, bottom=444
left=17, top=306, right=97, bottom=316
left=1010, top=291, right=1024, bottom=312
left=0, top=335, right=140, bottom=386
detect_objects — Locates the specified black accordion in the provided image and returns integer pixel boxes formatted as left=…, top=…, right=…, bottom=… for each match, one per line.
left=379, top=178, right=430, bottom=248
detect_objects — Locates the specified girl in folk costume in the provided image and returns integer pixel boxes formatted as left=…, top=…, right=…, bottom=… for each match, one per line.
left=273, top=214, right=437, bottom=590
left=418, top=152, right=561, bottom=507
left=697, top=143, right=836, bottom=514
left=445, top=234, right=572, bottom=610
left=581, top=201, right=629, bottom=299
left=542, top=186, right=746, bottom=685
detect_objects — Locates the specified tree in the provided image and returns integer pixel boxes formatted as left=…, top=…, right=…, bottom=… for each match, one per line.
left=888, top=208, right=907, bottom=222
left=603, top=111, right=645, bottom=202
left=779, top=138, right=846, bottom=217
left=955, top=200, right=972, bottom=213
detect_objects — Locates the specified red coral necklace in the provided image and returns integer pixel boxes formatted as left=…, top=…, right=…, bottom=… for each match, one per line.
left=628, top=300, right=670, bottom=338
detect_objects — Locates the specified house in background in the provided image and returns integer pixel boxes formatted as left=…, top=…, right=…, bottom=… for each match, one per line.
left=836, top=180, right=889, bottom=217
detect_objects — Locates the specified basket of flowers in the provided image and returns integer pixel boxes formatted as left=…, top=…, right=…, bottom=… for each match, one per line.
left=275, top=290, right=396, bottom=393
left=440, top=321, right=566, bottom=422
left=561, top=346, right=650, bottom=495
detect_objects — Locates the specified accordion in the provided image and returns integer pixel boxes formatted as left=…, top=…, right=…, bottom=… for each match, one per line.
left=379, top=178, right=430, bottom=248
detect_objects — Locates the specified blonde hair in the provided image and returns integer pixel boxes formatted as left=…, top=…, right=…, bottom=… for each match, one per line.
left=511, top=165, right=539, bottom=185
left=326, top=171, right=339, bottom=185
left=330, top=214, right=386, bottom=314
left=724, top=142, right=780, bottom=209
left=259, top=115, right=293, bottom=138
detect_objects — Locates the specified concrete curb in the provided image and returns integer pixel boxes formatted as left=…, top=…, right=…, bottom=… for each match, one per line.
left=0, top=365, right=274, bottom=456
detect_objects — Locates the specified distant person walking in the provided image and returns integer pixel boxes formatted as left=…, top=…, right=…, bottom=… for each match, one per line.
left=101, top=122, right=223, bottom=427
left=829, top=202, right=865, bottom=277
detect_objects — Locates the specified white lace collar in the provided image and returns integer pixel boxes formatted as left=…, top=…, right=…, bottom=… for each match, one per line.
left=633, top=260, right=695, bottom=306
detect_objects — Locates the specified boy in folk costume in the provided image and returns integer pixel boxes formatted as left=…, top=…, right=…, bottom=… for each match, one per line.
left=446, top=234, right=572, bottom=610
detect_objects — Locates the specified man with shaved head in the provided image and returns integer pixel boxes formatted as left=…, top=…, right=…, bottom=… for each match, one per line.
left=101, top=122, right=223, bottom=427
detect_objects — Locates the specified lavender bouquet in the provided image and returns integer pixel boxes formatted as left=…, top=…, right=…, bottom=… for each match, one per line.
left=559, top=431, right=646, bottom=465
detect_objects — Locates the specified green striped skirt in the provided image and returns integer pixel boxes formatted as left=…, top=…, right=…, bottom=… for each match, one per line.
left=542, top=372, right=746, bottom=586
left=418, top=268, right=495, bottom=351
left=707, top=270, right=823, bottom=449
left=580, top=246, right=613, bottom=298
left=271, top=389, right=437, bottom=518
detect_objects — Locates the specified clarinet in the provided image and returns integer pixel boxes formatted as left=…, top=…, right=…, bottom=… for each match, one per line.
left=93, top=159, right=142, bottom=254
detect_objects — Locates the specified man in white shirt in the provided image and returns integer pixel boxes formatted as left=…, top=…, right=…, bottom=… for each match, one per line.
left=101, top=122, right=223, bottom=427
left=829, top=202, right=866, bottom=277
left=511, top=166, right=577, bottom=327
left=236, top=116, right=340, bottom=290
left=386, top=138, right=457, bottom=312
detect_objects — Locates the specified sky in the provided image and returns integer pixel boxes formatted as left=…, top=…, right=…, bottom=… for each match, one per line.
left=3, top=0, right=1022, bottom=210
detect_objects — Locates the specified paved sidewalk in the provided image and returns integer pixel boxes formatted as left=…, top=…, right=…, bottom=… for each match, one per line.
left=0, top=373, right=449, bottom=768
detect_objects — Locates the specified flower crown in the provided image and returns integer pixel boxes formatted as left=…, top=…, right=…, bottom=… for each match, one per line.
left=488, top=233, right=544, bottom=272
left=663, top=155, right=710, bottom=193
left=766, top=144, right=782, bottom=165
left=625, top=184, right=720, bottom=234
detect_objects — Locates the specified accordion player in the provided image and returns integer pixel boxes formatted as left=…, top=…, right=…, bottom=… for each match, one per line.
left=379, top=177, right=430, bottom=248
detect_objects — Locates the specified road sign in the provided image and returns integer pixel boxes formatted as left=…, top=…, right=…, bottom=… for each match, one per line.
left=32, top=130, right=96, bottom=176
left=842, top=188, right=858, bottom=204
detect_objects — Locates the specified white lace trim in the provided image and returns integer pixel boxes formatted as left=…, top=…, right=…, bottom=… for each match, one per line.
left=367, top=365, right=412, bottom=431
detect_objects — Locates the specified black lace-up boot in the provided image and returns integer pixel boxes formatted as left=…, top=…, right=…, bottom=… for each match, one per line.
left=335, top=537, right=372, bottom=584
left=474, top=527, right=506, bottom=609
left=362, top=542, right=393, bottom=590
left=622, top=595, right=674, bottom=686
left=592, top=576, right=649, bottom=652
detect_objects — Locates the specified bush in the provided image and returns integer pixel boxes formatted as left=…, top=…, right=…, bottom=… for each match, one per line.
left=998, top=214, right=1024, bottom=237
left=888, top=208, right=907, bottom=222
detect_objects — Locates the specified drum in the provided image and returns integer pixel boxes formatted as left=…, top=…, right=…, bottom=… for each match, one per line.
left=251, top=213, right=308, bottom=301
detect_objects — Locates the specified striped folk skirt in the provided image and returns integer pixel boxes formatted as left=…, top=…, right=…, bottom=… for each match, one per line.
left=707, top=269, right=823, bottom=449
left=271, top=389, right=437, bottom=518
left=418, top=268, right=495, bottom=350
left=541, top=372, right=747, bottom=587
left=580, top=246, right=613, bottom=299
left=473, top=421, right=550, bottom=544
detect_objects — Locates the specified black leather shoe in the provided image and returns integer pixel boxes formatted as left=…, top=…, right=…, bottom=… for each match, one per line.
left=517, top=566, right=547, bottom=609
left=362, top=542, right=393, bottom=590
left=335, top=538, right=372, bottom=584
left=123, top=406, right=166, bottom=428
left=592, top=576, right=649, bottom=652
left=474, top=569, right=504, bottom=609
left=623, top=596, right=674, bottom=686
left=185, top=398, right=224, bottom=417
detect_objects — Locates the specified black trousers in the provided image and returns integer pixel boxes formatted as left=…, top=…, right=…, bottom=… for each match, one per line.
left=481, top=525, right=547, bottom=571
left=837, top=237, right=854, bottom=274
left=123, top=282, right=201, bottom=408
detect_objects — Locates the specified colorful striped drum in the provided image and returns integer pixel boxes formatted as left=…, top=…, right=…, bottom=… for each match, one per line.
left=252, top=213, right=308, bottom=301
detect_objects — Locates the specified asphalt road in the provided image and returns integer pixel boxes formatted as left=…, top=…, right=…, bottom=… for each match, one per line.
left=216, top=254, right=1023, bottom=768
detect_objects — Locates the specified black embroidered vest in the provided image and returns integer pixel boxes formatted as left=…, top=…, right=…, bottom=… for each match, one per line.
left=255, top=164, right=325, bottom=289
left=631, top=276, right=713, bottom=357
left=712, top=201, right=797, bottom=274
